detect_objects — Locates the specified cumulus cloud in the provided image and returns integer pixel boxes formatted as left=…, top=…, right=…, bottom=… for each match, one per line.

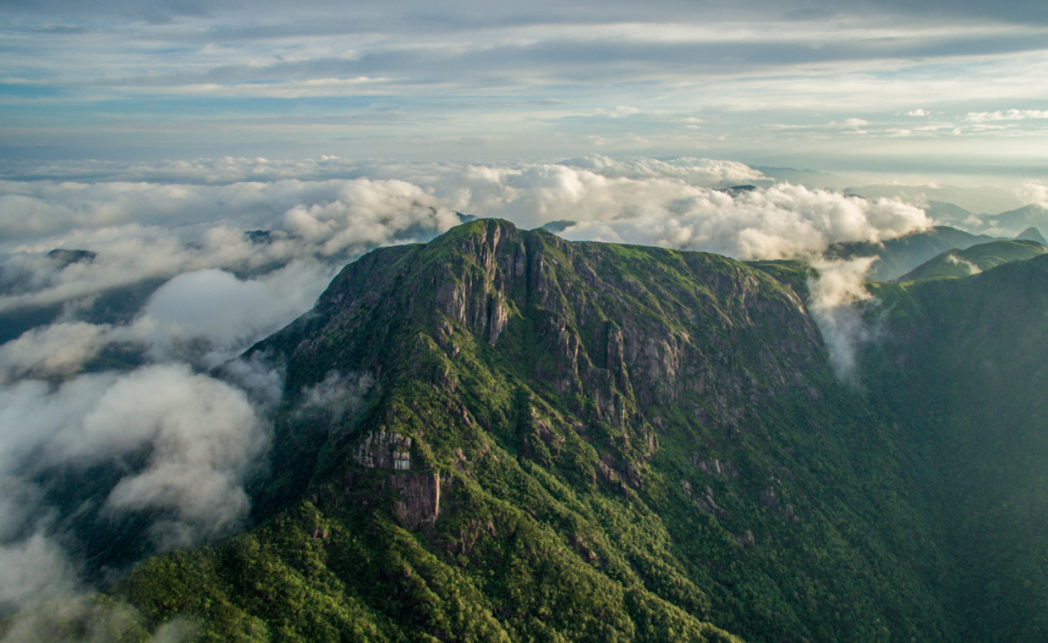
left=0, top=364, right=269, bottom=557
left=945, top=253, right=981, bottom=275
left=558, top=183, right=930, bottom=259
left=125, top=263, right=332, bottom=366
left=807, top=257, right=881, bottom=384
left=0, top=531, right=80, bottom=609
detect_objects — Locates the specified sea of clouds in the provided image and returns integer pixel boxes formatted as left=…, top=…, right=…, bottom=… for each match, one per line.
left=0, top=154, right=940, bottom=637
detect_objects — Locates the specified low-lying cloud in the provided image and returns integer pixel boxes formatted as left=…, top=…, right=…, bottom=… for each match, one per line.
left=807, top=257, right=881, bottom=385
left=2, top=364, right=269, bottom=551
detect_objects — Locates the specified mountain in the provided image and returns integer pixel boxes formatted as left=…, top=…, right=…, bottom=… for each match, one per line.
left=841, top=185, right=1022, bottom=215
left=981, top=204, right=1048, bottom=236
left=894, top=239, right=1048, bottom=282
left=922, top=201, right=978, bottom=225
left=867, top=256, right=1048, bottom=641
left=32, top=219, right=1048, bottom=642
left=1016, top=227, right=1048, bottom=244
left=825, top=225, right=998, bottom=281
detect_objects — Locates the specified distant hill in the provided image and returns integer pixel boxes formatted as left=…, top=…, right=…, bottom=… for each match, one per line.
left=981, top=204, right=1048, bottom=236
left=1016, top=226, right=1047, bottom=244
left=924, top=200, right=979, bottom=225
left=895, top=239, right=1048, bottom=282
left=843, top=184, right=1022, bottom=215
left=825, top=225, right=998, bottom=281
left=752, top=167, right=852, bottom=189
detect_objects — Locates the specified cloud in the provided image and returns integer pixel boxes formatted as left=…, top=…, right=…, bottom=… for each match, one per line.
left=1018, top=180, right=1048, bottom=207
left=807, top=257, right=880, bottom=384
left=38, top=364, right=269, bottom=550
left=0, top=364, right=270, bottom=554
left=295, top=371, right=375, bottom=425
left=558, top=182, right=930, bottom=260
left=126, top=263, right=332, bottom=366
left=964, top=109, right=1048, bottom=122
left=906, top=108, right=929, bottom=116
left=945, top=253, right=981, bottom=275
left=0, top=531, right=80, bottom=609
left=0, top=158, right=932, bottom=388
left=0, top=322, right=111, bottom=384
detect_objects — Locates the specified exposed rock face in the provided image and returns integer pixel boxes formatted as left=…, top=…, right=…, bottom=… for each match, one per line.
left=390, top=472, right=441, bottom=532
left=354, top=431, right=412, bottom=470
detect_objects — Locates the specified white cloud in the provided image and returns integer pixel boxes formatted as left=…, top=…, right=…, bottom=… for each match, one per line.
left=558, top=183, right=930, bottom=260
left=296, top=371, right=375, bottom=425
left=39, top=364, right=269, bottom=548
left=0, top=365, right=269, bottom=552
left=906, top=108, right=930, bottom=116
left=807, top=257, right=880, bottom=385
left=1018, top=180, right=1048, bottom=207
left=0, top=322, right=111, bottom=383
left=0, top=531, right=79, bottom=609
left=965, top=109, right=1048, bottom=123
left=127, top=262, right=332, bottom=366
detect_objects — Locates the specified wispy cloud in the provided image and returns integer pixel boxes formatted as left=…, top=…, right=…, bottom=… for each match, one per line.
left=965, top=109, right=1048, bottom=122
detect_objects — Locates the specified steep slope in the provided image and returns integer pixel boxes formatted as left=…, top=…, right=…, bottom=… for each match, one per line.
left=115, top=220, right=972, bottom=643
left=867, top=254, right=1048, bottom=642
left=894, top=239, right=1047, bottom=282
left=825, top=226, right=997, bottom=281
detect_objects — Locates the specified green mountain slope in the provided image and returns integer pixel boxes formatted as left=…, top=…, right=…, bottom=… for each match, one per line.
left=825, top=226, right=997, bottom=281
left=867, top=255, right=1048, bottom=642
left=111, top=219, right=1048, bottom=642
left=894, top=239, right=1048, bottom=282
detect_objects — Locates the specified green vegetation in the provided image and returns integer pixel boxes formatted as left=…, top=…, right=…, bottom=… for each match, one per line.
left=115, top=219, right=1048, bottom=642
left=826, top=225, right=997, bottom=281
left=894, top=239, right=1047, bottom=282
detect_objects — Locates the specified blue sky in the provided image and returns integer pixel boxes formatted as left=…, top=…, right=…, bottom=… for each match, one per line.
left=1, top=0, right=1048, bottom=182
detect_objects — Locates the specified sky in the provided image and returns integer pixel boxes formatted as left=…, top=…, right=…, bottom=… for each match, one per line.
left=1, top=0, right=1048, bottom=180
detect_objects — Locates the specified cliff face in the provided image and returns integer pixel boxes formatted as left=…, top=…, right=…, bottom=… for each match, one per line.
left=123, top=219, right=1048, bottom=643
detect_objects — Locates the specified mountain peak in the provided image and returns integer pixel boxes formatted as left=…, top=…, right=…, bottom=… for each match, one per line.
left=1015, top=226, right=1047, bottom=244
